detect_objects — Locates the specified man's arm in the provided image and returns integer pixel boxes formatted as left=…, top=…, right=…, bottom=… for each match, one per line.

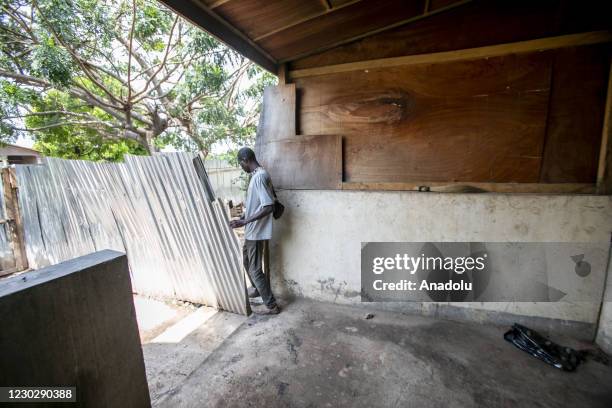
left=230, top=205, right=273, bottom=229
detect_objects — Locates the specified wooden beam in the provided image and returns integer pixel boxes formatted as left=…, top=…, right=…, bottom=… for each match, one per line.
left=209, top=0, right=232, bottom=9
left=278, top=0, right=472, bottom=63
left=277, top=63, right=288, bottom=85
left=342, top=182, right=597, bottom=194
left=1, top=167, right=28, bottom=272
left=289, top=30, right=612, bottom=79
left=597, top=61, right=612, bottom=194
left=253, top=0, right=363, bottom=42
left=158, top=0, right=277, bottom=73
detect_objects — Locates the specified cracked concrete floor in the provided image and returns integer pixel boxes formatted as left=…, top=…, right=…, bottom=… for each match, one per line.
left=152, top=299, right=612, bottom=408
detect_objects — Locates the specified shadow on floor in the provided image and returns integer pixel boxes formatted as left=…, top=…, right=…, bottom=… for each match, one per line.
left=155, top=298, right=612, bottom=408
left=134, top=295, right=247, bottom=405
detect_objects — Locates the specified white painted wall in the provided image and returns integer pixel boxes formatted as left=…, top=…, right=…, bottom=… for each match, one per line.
left=205, top=159, right=244, bottom=203
left=269, top=190, right=612, bottom=342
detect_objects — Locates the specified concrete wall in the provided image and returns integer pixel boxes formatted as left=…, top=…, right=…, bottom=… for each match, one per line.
left=597, top=257, right=612, bottom=354
left=270, top=190, right=612, bottom=341
left=205, top=159, right=244, bottom=203
left=0, top=250, right=151, bottom=407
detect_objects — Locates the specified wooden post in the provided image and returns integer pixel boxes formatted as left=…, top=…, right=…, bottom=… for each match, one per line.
left=597, top=61, right=612, bottom=194
left=1, top=167, right=28, bottom=271
left=277, top=63, right=288, bottom=85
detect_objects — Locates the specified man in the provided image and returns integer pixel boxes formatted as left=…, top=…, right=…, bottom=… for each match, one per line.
left=229, top=147, right=280, bottom=315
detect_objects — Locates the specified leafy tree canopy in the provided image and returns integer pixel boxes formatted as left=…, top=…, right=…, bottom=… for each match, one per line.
left=0, top=0, right=276, bottom=160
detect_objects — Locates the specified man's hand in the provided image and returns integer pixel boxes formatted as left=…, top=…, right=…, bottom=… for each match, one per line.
left=230, top=219, right=247, bottom=229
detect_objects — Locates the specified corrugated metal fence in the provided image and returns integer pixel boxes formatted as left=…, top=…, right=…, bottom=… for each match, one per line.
left=13, top=153, right=249, bottom=315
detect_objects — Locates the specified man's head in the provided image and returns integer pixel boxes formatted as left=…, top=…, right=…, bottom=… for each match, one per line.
left=237, top=147, right=257, bottom=173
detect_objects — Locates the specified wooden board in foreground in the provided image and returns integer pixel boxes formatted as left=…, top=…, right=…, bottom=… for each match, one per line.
left=260, top=135, right=342, bottom=190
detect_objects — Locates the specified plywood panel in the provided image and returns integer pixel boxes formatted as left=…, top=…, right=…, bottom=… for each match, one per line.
left=296, top=52, right=552, bottom=183
left=260, top=135, right=342, bottom=189
left=259, top=0, right=426, bottom=61
left=255, top=84, right=296, bottom=158
left=215, top=0, right=326, bottom=40
left=540, top=44, right=611, bottom=182
left=291, top=0, right=612, bottom=69
left=598, top=62, right=612, bottom=194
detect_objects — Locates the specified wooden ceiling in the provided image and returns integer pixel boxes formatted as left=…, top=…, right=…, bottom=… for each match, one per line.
left=159, top=0, right=471, bottom=72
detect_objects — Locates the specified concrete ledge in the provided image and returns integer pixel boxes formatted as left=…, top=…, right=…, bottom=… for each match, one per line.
left=0, top=250, right=151, bottom=407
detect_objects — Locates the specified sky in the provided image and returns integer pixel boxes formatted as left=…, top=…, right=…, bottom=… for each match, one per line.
left=15, top=135, right=34, bottom=149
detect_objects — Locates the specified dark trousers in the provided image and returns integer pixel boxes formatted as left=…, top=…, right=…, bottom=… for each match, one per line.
left=243, top=239, right=276, bottom=308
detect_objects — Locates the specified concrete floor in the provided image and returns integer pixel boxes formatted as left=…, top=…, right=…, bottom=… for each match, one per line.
left=144, top=298, right=612, bottom=408
left=134, top=295, right=247, bottom=405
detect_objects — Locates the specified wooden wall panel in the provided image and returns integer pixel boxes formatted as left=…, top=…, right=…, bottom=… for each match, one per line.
left=540, top=44, right=611, bottom=182
left=291, top=0, right=612, bottom=69
left=296, top=52, right=553, bottom=183
left=255, top=84, right=296, bottom=159
left=260, top=135, right=342, bottom=189
left=597, top=62, right=612, bottom=194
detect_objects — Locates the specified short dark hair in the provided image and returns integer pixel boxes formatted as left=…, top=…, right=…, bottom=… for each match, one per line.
left=237, top=147, right=256, bottom=162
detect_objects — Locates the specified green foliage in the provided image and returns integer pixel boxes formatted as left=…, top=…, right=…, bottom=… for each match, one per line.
left=0, top=79, right=40, bottom=142
left=0, top=0, right=273, bottom=161
left=26, top=90, right=146, bottom=161
left=32, top=36, right=74, bottom=87
left=34, top=135, right=146, bottom=161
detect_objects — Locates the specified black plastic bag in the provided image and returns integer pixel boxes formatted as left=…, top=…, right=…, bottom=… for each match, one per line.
left=504, top=324, right=584, bottom=371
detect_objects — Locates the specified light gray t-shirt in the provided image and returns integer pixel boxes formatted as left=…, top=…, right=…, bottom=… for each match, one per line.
left=244, top=167, right=275, bottom=241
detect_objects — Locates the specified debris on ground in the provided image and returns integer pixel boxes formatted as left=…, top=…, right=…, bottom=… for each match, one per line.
left=504, top=323, right=585, bottom=371
left=364, top=313, right=375, bottom=320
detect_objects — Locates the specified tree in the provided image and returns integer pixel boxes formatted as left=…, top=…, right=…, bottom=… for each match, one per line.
left=0, top=0, right=276, bottom=159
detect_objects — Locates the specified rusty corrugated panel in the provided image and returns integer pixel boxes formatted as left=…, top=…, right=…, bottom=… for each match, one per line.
left=13, top=153, right=249, bottom=315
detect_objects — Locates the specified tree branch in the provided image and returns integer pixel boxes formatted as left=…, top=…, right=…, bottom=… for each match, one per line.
left=132, top=17, right=179, bottom=100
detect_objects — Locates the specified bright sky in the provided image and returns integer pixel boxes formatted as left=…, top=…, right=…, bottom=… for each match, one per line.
left=15, top=135, right=34, bottom=148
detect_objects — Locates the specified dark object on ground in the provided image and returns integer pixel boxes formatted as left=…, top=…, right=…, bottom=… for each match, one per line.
left=365, top=313, right=375, bottom=319
left=504, top=323, right=584, bottom=371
